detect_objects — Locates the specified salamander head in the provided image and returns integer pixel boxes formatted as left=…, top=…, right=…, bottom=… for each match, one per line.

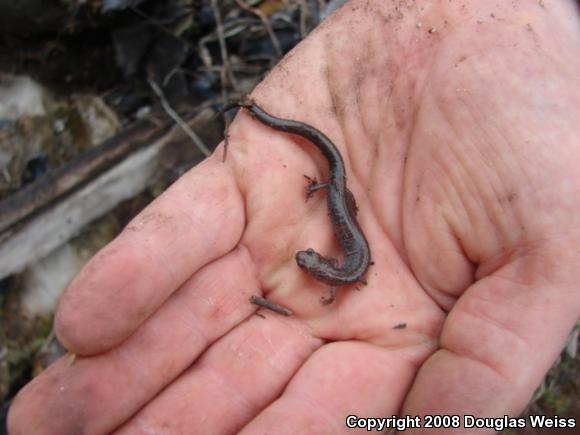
left=295, top=248, right=323, bottom=272
left=296, top=249, right=348, bottom=286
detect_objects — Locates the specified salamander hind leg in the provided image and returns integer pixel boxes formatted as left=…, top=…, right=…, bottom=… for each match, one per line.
left=320, top=287, right=337, bottom=305
left=345, top=188, right=359, bottom=215
left=304, top=175, right=330, bottom=200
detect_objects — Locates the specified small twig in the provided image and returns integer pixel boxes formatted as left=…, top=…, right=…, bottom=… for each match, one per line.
left=317, top=0, right=327, bottom=21
left=211, top=0, right=238, bottom=92
left=211, top=0, right=238, bottom=163
left=129, top=6, right=194, bottom=49
left=235, top=0, right=283, bottom=57
left=298, top=0, right=308, bottom=39
left=192, top=63, right=267, bottom=74
left=37, top=327, right=56, bottom=355
left=163, top=67, right=181, bottom=87
left=223, top=108, right=232, bottom=162
left=250, top=295, right=293, bottom=316
left=219, top=99, right=247, bottom=162
left=219, top=96, right=254, bottom=162
left=314, top=0, right=328, bottom=26
left=148, top=79, right=211, bottom=157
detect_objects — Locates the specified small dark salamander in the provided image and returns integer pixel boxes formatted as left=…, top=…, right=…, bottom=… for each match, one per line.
left=230, top=97, right=371, bottom=304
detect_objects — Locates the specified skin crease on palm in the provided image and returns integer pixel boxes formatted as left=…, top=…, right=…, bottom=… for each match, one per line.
left=7, top=0, right=580, bottom=434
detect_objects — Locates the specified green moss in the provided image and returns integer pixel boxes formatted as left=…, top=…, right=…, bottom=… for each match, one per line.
left=540, top=389, right=573, bottom=414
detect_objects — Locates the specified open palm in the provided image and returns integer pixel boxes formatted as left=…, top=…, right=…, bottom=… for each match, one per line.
left=9, top=1, right=580, bottom=434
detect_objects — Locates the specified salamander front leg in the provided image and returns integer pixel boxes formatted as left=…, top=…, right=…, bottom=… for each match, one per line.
left=345, top=188, right=359, bottom=215
left=304, top=175, right=330, bottom=199
left=320, top=287, right=337, bottom=305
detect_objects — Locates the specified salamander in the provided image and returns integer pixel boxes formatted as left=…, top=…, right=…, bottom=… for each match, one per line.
left=232, top=97, right=371, bottom=304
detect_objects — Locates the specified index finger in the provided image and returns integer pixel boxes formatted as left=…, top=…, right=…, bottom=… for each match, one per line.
left=55, top=154, right=245, bottom=355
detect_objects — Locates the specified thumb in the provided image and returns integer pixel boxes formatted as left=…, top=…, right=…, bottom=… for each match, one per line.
left=401, top=242, right=580, bottom=431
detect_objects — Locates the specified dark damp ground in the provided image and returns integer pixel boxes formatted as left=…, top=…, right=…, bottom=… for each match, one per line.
left=0, top=1, right=324, bottom=432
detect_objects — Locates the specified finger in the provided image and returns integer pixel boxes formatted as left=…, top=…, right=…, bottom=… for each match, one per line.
left=239, top=341, right=432, bottom=435
left=401, top=247, right=580, bottom=433
left=114, top=313, right=321, bottom=435
left=8, top=247, right=256, bottom=435
left=55, top=155, right=245, bottom=355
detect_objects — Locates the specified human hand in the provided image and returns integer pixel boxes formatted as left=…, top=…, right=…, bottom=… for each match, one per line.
left=8, top=1, right=580, bottom=434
